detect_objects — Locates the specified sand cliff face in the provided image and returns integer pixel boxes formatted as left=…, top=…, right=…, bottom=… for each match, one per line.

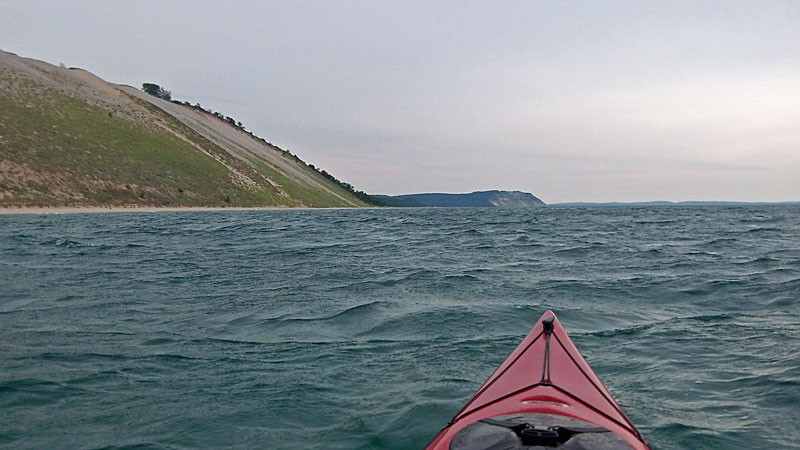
left=0, top=49, right=366, bottom=207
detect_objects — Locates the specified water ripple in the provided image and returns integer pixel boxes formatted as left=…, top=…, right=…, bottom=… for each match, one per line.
left=1, top=206, right=799, bottom=449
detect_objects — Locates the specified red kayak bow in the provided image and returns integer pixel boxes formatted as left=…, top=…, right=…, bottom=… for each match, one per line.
left=426, top=311, right=649, bottom=449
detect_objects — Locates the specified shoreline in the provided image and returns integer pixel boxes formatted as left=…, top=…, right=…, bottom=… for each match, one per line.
left=0, top=206, right=351, bottom=215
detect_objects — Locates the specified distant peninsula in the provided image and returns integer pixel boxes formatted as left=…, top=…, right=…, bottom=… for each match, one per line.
left=374, top=190, right=546, bottom=207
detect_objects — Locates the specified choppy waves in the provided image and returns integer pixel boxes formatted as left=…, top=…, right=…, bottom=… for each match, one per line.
left=1, top=206, right=799, bottom=449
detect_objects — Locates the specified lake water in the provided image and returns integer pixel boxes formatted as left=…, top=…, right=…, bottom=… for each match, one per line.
left=1, top=207, right=799, bottom=449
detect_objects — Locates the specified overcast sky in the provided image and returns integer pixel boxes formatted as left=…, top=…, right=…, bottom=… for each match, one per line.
left=2, top=1, right=799, bottom=202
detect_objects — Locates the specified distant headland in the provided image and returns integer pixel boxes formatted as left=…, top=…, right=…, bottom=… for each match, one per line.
left=374, top=190, right=546, bottom=208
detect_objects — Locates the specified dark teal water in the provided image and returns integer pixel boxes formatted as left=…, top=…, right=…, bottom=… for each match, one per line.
left=1, top=207, right=799, bottom=449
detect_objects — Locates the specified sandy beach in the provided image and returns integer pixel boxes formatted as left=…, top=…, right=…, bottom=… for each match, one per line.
left=0, top=206, right=324, bottom=215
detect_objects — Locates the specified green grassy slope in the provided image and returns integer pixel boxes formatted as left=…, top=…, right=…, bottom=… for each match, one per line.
left=0, top=52, right=367, bottom=208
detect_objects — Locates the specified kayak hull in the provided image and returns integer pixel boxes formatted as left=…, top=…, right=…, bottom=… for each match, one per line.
left=425, top=311, right=649, bottom=449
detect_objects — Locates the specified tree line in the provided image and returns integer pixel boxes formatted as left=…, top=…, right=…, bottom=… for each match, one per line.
left=308, top=165, right=384, bottom=206
left=141, top=83, right=385, bottom=206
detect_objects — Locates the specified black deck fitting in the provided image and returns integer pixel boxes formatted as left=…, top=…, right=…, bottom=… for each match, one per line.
left=542, top=315, right=554, bottom=332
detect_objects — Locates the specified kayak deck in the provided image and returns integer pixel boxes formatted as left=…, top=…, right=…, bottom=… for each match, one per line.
left=449, top=413, right=634, bottom=449
left=426, top=311, right=649, bottom=449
